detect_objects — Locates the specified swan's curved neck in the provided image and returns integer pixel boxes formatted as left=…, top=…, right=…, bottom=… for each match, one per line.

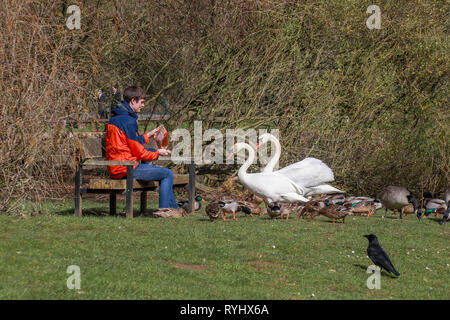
left=238, top=144, right=256, bottom=178
left=262, top=135, right=281, bottom=172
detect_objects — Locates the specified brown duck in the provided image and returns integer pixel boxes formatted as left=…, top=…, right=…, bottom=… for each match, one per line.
left=298, top=200, right=323, bottom=220
left=266, top=202, right=298, bottom=220
left=319, top=199, right=353, bottom=224
left=205, top=201, right=225, bottom=221
left=267, top=202, right=282, bottom=219
left=237, top=201, right=264, bottom=217
left=349, top=201, right=376, bottom=217
left=153, top=207, right=187, bottom=218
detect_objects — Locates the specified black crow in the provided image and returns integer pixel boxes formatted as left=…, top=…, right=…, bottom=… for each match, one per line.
left=363, top=234, right=400, bottom=277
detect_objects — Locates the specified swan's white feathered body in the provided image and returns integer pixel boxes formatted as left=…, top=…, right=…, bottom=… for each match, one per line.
left=256, top=134, right=344, bottom=196
left=275, top=157, right=333, bottom=185
left=238, top=170, right=310, bottom=203
left=234, top=141, right=343, bottom=203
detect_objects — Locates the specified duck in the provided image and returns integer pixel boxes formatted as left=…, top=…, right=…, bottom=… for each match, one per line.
left=325, top=194, right=347, bottom=205
left=268, top=202, right=303, bottom=220
left=297, top=199, right=324, bottom=220
left=318, top=200, right=353, bottom=224
left=341, top=196, right=375, bottom=207
left=400, top=203, right=418, bottom=216
left=232, top=142, right=336, bottom=203
left=256, top=133, right=345, bottom=196
left=205, top=201, right=225, bottom=221
left=219, top=199, right=239, bottom=221
left=440, top=188, right=450, bottom=225
left=153, top=207, right=187, bottom=218
left=343, top=198, right=383, bottom=212
left=421, top=192, right=447, bottom=217
left=377, top=186, right=422, bottom=221
left=266, top=202, right=283, bottom=219
left=348, top=201, right=377, bottom=217
left=236, top=200, right=264, bottom=217
left=177, top=195, right=205, bottom=212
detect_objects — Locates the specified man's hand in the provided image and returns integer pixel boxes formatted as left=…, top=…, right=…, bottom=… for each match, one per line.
left=157, top=149, right=171, bottom=156
left=146, top=126, right=161, bottom=139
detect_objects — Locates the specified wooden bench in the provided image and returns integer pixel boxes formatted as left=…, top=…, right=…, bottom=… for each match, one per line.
left=74, top=132, right=196, bottom=218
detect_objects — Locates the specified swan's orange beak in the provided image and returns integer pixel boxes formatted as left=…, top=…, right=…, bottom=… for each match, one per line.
left=256, top=142, right=261, bottom=149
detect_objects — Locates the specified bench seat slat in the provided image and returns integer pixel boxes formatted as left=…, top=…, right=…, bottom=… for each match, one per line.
left=88, top=174, right=189, bottom=190
left=83, top=159, right=138, bottom=166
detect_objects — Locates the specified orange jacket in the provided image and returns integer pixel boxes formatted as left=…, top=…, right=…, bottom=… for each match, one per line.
left=105, top=102, right=159, bottom=178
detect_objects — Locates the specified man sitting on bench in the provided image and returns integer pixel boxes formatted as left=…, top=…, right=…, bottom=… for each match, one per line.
left=105, top=86, right=179, bottom=209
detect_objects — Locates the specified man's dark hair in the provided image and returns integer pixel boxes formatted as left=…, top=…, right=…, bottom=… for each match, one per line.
left=123, top=86, right=146, bottom=103
left=113, top=83, right=119, bottom=89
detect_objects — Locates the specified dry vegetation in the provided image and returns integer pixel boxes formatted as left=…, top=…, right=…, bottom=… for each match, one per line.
left=0, top=0, right=448, bottom=213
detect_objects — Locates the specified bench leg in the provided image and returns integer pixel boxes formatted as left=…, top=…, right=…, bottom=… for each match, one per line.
left=140, top=191, right=147, bottom=216
left=188, top=160, right=196, bottom=213
left=125, top=165, right=134, bottom=218
left=110, top=192, right=117, bottom=216
left=74, top=164, right=82, bottom=217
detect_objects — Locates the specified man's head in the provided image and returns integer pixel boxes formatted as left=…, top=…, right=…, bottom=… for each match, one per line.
left=123, top=86, right=146, bottom=113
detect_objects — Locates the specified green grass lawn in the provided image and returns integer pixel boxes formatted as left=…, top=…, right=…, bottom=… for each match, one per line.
left=0, top=198, right=448, bottom=300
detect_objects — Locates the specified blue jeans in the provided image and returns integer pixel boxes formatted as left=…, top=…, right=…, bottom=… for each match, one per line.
left=133, top=163, right=179, bottom=209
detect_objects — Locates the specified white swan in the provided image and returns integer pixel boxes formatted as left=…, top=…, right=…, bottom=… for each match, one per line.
left=256, top=133, right=344, bottom=195
left=233, top=142, right=310, bottom=203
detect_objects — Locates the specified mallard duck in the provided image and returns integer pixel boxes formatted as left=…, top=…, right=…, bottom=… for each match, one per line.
left=318, top=199, right=353, bottom=224
left=273, top=202, right=299, bottom=220
left=297, top=200, right=322, bottom=220
left=205, top=201, right=225, bottom=221
left=281, top=202, right=305, bottom=220
left=421, top=192, right=447, bottom=217
left=400, top=203, right=418, bottom=216
left=177, top=196, right=205, bottom=212
left=236, top=201, right=263, bottom=217
left=153, top=207, right=187, bottom=218
left=325, top=194, right=346, bottom=204
left=377, top=186, right=422, bottom=220
left=267, top=202, right=282, bottom=219
left=348, top=201, right=376, bottom=217
left=339, top=196, right=372, bottom=208
left=266, top=202, right=301, bottom=220
left=219, top=199, right=239, bottom=221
